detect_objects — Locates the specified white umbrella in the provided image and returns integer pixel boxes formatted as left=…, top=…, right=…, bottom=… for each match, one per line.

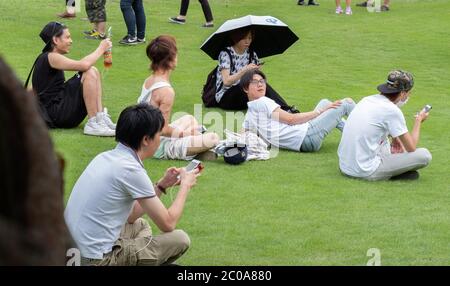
left=200, top=15, right=299, bottom=60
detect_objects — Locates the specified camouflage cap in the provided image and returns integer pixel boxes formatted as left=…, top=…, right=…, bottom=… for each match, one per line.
left=377, top=70, right=414, bottom=94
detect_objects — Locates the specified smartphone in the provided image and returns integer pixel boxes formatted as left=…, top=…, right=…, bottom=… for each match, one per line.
left=185, top=159, right=203, bottom=172
left=177, top=160, right=203, bottom=180
left=422, top=104, right=432, bottom=113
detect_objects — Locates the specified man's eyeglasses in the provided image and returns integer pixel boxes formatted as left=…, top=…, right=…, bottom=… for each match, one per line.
left=249, top=79, right=266, bottom=85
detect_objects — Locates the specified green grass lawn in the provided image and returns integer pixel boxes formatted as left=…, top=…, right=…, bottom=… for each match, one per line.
left=1, top=0, right=450, bottom=265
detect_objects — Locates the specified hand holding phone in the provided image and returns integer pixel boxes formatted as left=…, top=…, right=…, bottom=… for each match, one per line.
left=185, top=159, right=203, bottom=172
left=422, top=104, right=432, bottom=113
left=179, top=160, right=202, bottom=190
left=415, top=104, right=431, bottom=122
left=177, top=159, right=203, bottom=180
left=178, top=168, right=198, bottom=190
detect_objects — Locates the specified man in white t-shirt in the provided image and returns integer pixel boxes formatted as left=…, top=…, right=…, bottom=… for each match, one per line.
left=65, top=104, right=201, bottom=265
left=338, top=70, right=432, bottom=181
left=241, top=69, right=355, bottom=152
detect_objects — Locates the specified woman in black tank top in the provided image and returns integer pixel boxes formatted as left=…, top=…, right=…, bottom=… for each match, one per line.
left=32, top=52, right=65, bottom=108
left=29, top=21, right=115, bottom=136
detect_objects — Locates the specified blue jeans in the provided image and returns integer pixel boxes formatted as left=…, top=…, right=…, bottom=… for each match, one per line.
left=300, top=98, right=355, bottom=152
left=120, top=0, right=146, bottom=39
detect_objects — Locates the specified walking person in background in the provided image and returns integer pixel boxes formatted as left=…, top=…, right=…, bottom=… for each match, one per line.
left=119, top=0, right=147, bottom=45
left=297, top=0, right=319, bottom=6
left=356, top=0, right=391, bottom=11
left=336, top=0, right=352, bottom=15
left=169, top=0, right=214, bottom=28
left=57, top=0, right=77, bottom=18
left=84, top=0, right=108, bottom=39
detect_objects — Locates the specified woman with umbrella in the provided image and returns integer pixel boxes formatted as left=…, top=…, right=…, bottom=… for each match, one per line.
left=213, top=27, right=297, bottom=112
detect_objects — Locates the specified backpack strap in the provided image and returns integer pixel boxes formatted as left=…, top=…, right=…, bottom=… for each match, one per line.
left=248, top=47, right=254, bottom=65
left=24, top=54, right=41, bottom=88
left=223, top=48, right=234, bottom=74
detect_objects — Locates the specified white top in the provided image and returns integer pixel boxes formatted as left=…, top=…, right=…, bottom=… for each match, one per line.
left=215, top=46, right=259, bottom=103
left=64, top=143, right=156, bottom=259
left=338, top=94, right=408, bottom=177
left=243, top=96, right=309, bottom=151
left=137, top=80, right=172, bottom=104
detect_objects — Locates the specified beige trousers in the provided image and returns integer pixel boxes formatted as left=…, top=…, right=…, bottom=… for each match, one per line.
left=81, top=218, right=190, bottom=266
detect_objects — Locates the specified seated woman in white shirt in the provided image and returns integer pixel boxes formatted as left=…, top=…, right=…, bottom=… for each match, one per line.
left=338, top=70, right=432, bottom=181
left=138, top=35, right=219, bottom=160
left=241, top=69, right=355, bottom=153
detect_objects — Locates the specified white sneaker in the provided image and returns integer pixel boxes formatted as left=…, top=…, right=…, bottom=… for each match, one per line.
left=102, top=108, right=116, bottom=130
left=84, top=116, right=115, bottom=137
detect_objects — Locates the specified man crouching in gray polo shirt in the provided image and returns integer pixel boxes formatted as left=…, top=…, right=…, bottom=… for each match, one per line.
left=65, top=103, right=200, bottom=266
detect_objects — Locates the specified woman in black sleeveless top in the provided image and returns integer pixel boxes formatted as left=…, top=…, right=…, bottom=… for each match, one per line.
left=32, top=52, right=83, bottom=128
left=31, top=21, right=115, bottom=136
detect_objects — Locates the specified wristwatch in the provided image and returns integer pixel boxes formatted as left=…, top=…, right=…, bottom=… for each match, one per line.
left=156, top=182, right=167, bottom=194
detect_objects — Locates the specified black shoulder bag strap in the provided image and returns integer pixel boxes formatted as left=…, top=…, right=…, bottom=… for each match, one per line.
left=23, top=53, right=56, bottom=128
left=223, top=48, right=234, bottom=74
left=216, top=49, right=234, bottom=93
left=248, top=47, right=254, bottom=65
left=24, top=54, right=41, bottom=88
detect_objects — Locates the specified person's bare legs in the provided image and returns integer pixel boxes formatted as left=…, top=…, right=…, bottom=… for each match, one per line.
left=81, top=66, right=115, bottom=136
left=94, top=22, right=106, bottom=35
left=335, top=0, right=343, bottom=13
left=171, top=115, right=201, bottom=135
left=186, top=132, right=220, bottom=156
left=93, top=67, right=103, bottom=112
left=81, top=67, right=102, bottom=118
left=335, top=0, right=350, bottom=7
left=170, top=114, right=219, bottom=155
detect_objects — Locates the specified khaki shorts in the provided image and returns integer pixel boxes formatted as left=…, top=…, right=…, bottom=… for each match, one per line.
left=81, top=218, right=190, bottom=266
